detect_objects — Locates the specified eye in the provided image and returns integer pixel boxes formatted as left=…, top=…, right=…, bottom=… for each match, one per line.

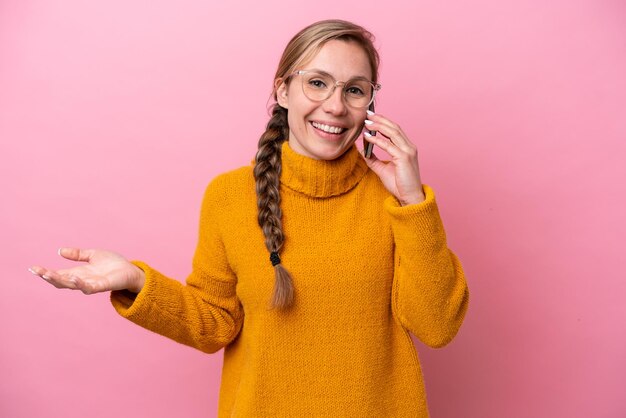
left=308, top=78, right=328, bottom=89
left=346, top=86, right=366, bottom=97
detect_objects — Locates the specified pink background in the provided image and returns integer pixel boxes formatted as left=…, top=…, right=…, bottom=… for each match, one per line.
left=1, top=1, right=624, bottom=417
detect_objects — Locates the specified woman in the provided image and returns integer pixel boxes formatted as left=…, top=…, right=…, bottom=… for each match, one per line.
left=29, top=19, right=469, bottom=417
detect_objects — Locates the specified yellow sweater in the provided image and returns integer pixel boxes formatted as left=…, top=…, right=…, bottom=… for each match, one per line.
left=111, top=141, right=469, bottom=417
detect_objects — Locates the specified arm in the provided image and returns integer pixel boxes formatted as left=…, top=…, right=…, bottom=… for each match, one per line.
left=110, top=177, right=244, bottom=354
left=384, top=184, right=469, bottom=348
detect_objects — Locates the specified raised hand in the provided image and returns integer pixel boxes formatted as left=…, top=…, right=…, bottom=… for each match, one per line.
left=29, top=248, right=146, bottom=294
left=361, top=111, right=426, bottom=206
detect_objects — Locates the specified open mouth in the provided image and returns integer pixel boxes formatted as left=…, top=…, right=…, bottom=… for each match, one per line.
left=311, top=121, right=348, bottom=135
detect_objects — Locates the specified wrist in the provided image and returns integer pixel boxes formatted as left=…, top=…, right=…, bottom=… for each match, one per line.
left=400, top=193, right=425, bottom=206
left=128, top=264, right=146, bottom=294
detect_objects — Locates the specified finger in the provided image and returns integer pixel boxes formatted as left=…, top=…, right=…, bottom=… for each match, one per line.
left=364, top=115, right=415, bottom=152
left=365, top=112, right=400, bottom=130
left=40, top=269, right=79, bottom=290
left=367, top=123, right=415, bottom=153
left=28, top=266, right=55, bottom=284
left=28, top=266, right=45, bottom=277
left=72, top=276, right=91, bottom=295
left=73, top=276, right=109, bottom=295
left=361, top=149, right=388, bottom=177
left=55, top=268, right=76, bottom=276
left=58, top=247, right=93, bottom=263
left=365, top=112, right=407, bottom=137
left=363, top=132, right=403, bottom=159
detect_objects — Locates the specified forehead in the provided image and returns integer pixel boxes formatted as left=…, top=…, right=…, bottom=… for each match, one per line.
left=300, top=39, right=372, bottom=81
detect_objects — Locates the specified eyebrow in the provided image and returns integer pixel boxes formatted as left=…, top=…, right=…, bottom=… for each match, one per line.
left=308, top=68, right=372, bottom=82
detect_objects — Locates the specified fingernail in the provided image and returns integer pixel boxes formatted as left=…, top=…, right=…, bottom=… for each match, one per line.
left=364, top=119, right=374, bottom=125
left=28, top=268, right=37, bottom=275
left=42, top=274, right=51, bottom=281
left=366, top=109, right=375, bottom=116
left=364, top=131, right=372, bottom=138
left=58, top=248, right=62, bottom=256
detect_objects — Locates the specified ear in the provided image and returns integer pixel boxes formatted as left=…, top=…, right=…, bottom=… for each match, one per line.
left=275, top=78, right=289, bottom=109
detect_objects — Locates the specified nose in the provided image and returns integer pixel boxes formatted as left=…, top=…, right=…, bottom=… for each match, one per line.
left=321, top=84, right=348, bottom=115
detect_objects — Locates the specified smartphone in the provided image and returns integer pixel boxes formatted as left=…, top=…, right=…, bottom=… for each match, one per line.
left=363, top=102, right=375, bottom=158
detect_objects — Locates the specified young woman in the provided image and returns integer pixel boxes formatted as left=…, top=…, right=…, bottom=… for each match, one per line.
left=29, top=19, right=469, bottom=417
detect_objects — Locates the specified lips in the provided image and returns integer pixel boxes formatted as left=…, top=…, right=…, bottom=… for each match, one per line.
left=311, top=121, right=347, bottom=135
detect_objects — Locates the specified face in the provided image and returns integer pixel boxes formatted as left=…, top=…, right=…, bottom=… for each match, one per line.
left=276, top=40, right=372, bottom=160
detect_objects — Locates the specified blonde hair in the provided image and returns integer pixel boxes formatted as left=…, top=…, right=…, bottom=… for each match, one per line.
left=253, top=19, right=380, bottom=310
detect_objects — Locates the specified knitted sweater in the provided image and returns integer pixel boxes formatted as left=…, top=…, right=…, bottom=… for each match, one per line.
left=110, top=141, right=470, bottom=417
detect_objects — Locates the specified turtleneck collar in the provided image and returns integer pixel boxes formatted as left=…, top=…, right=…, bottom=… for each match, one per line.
left=279, top=141, right=369, bottom=198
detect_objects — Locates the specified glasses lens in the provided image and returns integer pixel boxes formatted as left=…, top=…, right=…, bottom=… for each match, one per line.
left=301, top=72, right=333, bottom=102
left=344, top=79, right=374, bottom=108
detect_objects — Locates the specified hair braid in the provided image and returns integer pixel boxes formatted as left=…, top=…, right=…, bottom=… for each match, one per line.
left=253, top=104, right=294, bottom=310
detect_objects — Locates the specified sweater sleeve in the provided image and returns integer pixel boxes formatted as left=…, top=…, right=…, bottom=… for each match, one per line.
left=109, top=176, right=244, bottom=354
left=384, top=184, right=469, bottom=348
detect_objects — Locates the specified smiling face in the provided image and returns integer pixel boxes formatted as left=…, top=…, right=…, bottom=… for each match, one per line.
left=276, top=39, right=372, bottom=160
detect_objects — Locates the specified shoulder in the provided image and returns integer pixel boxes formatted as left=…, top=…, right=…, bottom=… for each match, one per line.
left=202, top=164, right=255, bottom=206
left=207, top=164, right=254, bottom=190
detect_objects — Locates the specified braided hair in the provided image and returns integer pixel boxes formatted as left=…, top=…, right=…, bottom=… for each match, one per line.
left=253, top=104, right=293, bottom=309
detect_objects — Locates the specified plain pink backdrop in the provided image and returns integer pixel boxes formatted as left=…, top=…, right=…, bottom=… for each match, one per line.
left=2, top=1, right=624, bottom=417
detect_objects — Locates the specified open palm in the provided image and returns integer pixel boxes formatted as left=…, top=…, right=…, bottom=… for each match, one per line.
left=29, top=248, right=145, bottom=294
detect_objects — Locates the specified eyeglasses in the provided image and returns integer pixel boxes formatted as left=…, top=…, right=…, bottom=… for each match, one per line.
left=287, top=70, right=381, bottom=109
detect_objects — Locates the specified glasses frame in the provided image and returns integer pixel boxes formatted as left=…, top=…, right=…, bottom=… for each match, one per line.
left=287, top=69, right=381, bottom=109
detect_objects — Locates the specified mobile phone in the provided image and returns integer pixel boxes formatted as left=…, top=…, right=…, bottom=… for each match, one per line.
left=363, top=102, right=375, bottom=158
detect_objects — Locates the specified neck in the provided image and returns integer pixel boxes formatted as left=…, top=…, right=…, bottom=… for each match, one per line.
left=279, top=141, right=368, bottom=198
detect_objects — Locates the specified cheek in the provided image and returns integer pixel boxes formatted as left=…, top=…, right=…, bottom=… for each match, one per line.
left=287, top=112, right=305, bottom=131
left=352, top=113, right=367, bottom=129
left=286, top=112, right=310, bottom=142
left=287, top=102, right=315, bottom=130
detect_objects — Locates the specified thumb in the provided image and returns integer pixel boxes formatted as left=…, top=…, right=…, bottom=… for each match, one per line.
left=362, top=150, right=387, bottom=177
left=58, top=247, right=92, bottom=263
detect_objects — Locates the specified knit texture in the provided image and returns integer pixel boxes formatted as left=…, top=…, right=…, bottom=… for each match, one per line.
left=110, top=141, right=470, bottom=417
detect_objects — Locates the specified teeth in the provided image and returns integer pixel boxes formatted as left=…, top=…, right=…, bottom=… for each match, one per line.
left=312, top=122, right=344, bottom=134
